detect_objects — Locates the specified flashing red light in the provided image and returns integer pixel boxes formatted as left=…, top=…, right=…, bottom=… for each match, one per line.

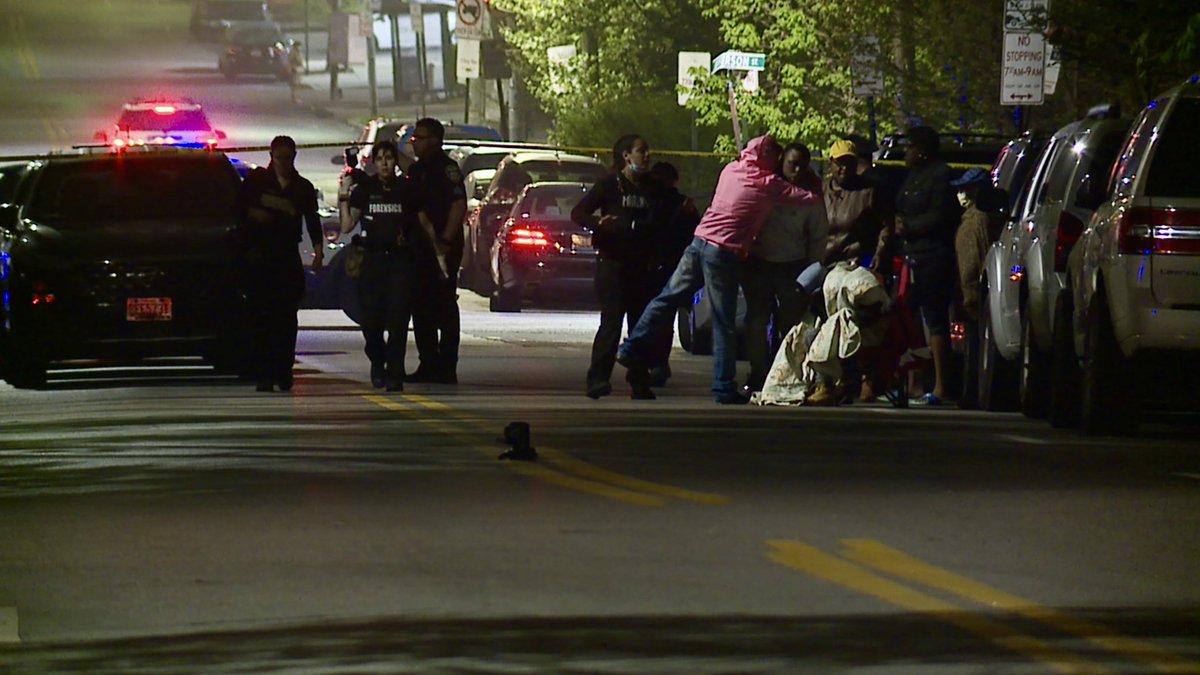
left=152, top=105, right=177, bottom=114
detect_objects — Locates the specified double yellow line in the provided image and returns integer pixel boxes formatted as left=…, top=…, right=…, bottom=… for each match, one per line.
left=9, top=15, right=39, bottom=80
left=767, top=539, right=1198, bottom=673
left=363, top=392, right=729, bottom=508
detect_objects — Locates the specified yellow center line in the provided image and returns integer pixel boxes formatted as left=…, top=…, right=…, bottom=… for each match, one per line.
left=765, top=540, right=1110, bottom=674
left=361, top=394, right=666, bottom=506
left=401, top=392, right=729, bottom=505
left=840, top=539, right=1200, bottom=674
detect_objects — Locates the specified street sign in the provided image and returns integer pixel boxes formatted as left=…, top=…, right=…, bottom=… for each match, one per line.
left=1004, top=0, right=1049, bottom=32
left=1001, top=31, right=1045, bottom=105
left=851, top=37, right=884, bottom=97
left=456, top=0, right=491, bottom=41
left=457, top=37, right=480, bottom=79
left=1043, top=45, right=1061, bottom=95
left=711, top=50, right=765, bottom=74
left=677, top=51, right=711, bottom=106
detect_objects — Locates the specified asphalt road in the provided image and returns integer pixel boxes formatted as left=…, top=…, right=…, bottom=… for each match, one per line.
left=1, top=2, right=1199, bottom=672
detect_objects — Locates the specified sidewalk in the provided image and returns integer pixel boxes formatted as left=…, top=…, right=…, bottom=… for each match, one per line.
left=295, top=52, right=471, bottom=129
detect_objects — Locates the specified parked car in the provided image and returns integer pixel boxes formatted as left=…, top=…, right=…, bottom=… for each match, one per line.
left=954, top=130, right=1049, bottom=408
left=487, top=182, right=596, bottom=312
left=1061, top=75, right=1200, bottom=435
left=218, top=26, right=293, bottom=81
left=0, top=163, right=29, bottom=205
left=0, top=150, right=245, bottom=388
left=462, top=151, right=606, bottom=293
left=191, top=0, right=275, bottom=41
left=977, top=107, right=1128, bottom=414
left=448, top=144, right=512, bottom=212
left=396, top=122, right=504, bottom=147
left=335, top=118, right=409, bottom=177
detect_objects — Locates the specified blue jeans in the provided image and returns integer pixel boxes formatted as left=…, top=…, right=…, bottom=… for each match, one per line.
left=619, top=237, right=742, bottom=398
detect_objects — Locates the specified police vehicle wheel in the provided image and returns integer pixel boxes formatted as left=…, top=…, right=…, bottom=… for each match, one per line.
left=489, top=289, right=521, bottom=313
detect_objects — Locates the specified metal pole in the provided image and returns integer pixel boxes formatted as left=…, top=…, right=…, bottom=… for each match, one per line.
left=464, top=78, right=470, bottom=124
left=867, top=96, right=878, bottom=149
left=727, top=79, right=743, bottom=151
left=367, top=29, right=378, bottom=118
left=496, top=79, right=508, bottom=141
left=390, top=15, right=402, bottom=103
left=690, top=109, right=698, bottom=151
left=303, top=0, right=310, bottom=70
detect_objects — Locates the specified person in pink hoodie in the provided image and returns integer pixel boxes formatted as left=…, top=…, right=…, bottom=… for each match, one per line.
left=616, top=135, right=821, bottom=404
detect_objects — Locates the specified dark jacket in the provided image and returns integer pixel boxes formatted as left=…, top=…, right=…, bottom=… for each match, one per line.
left=571, top=171, right=665, bottom=266
left=894, top=158, right=961, bottom=260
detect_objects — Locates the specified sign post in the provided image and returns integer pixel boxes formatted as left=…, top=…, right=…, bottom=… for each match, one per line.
left=851, top=36, right=884, bottom=148
left=711, top=50, right=766, bottom=151
left=1000, top=30, right=1045, bottom=106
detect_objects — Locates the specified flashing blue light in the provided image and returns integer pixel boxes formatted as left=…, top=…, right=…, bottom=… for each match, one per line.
left=1148, top=100, right=1159, bottom=110
left=1138, top=260, right=1146, bottom=283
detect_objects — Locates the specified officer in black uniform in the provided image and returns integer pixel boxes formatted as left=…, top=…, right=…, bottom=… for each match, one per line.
left=339, top=140, right=419, bottom=391
left=234, top=135, right=324, bottom=392
left=403, top=118, right=467, bottom=384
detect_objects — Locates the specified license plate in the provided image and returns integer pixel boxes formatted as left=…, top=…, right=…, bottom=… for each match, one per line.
left=570, top=234, right=593, bottom=251
left=126, top=297, right=172, bottom=322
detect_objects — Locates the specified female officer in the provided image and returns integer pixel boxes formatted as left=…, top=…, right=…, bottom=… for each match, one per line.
left=338, top=140, right=419, bottom=391
left=572, top=134, right=667, bottom=400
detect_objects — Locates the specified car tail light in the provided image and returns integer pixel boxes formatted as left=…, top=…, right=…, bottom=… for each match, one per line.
left=152, top=105, right=176, bottom=115
left=1117, top=207, right=1200, bottom=255
left=30, top=281, right=55, bottom=306
left=508, top=226, right=550, bottom=249
left=1053, top=211, right=1085, bottom=271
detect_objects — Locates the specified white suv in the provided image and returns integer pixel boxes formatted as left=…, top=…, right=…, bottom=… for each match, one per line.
left=977, top=109, right=1127, bottom=415
left=1059, top=75, right=1200, bottom=435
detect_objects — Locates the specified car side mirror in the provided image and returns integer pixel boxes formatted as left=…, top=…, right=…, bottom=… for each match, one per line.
left=215, top=130, right=228, bottom=140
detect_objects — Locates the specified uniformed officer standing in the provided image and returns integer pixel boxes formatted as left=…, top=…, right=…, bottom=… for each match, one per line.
left=234, top=135, right=324, bottom=392
left=338, top=140, right=418, bottom=391
left=403, top=118, right=467, bottom=384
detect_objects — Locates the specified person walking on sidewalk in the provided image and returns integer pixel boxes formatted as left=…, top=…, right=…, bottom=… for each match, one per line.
left=338, top=140, right=418, bottom=391
left=572, top=134, right=668, bottom=400
left=233, top=135, right=324, bottom=392
left=404, top=118, right=468, bottom=384
left=617, top=135, right=822, bottom=404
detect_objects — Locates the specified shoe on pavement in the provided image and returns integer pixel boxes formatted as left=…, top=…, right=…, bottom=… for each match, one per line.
left=405, top=368, right=437, bottom=383
left=648, top=365, right=671, bottom=387
left=277, top=375, right=294, bottom=392
left=909, top=392, right=944, bottom=406
left=586, top=382, right=612, bottom=399
left=630, top=385, right=656, bottom=400
left=370, top=364, right=386, bottom=389
left=385, top=380, right=404, bottom=392
left=715, top=390, right=751, bottom=405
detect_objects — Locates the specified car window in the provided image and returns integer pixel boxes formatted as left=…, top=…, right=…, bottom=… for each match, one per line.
left=521, top=160, right=604, bottom=184
left=1144, top=97, right=1200, bottom=198
left=1040, top=135, right=1082, bottom=204
left=460, top=153, right=507, bottom=174
left=28, top=157, right=240, bottom=223
left=519, top=186, right=587, bottom=219
left=1014, top=137, right=1058, bottom=220
left=205, top=1, right=267, bottom=20
left=1109, top=98, right=1169, bottom=197
left=117, top=109, right=212, bottom=131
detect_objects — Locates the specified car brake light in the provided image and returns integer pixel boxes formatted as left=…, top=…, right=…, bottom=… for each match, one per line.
left=153, top=105, right=176, bottom=114
left=1054, top=211, right=1085, bottom=271
left=508, top=227, right=550, bottom=249
left=30, top=281, right=55, bottom=306
left=1117, top=207, right=1200, bottom=255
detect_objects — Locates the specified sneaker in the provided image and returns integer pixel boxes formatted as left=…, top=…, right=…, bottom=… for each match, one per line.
left=586, top=382, right=612, bottom=399
left=714, top=390, right=750, bottom=405
left=630, top=385, right=656, bottom=400
left=370, top=364, right=386, bottom=389
left=909, top=392, right=944, bottom=406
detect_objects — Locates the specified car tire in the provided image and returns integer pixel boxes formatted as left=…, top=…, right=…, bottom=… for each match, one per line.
left=958, top=319, right=980, bottom=410
left=977, top=286, right=1018, bottom=412
left=689, top=308, right=712, bottom=356
left=474, top=235, right=495, bottom=296
left=3, top=350, right=47, bottom=389
left=676, top=308, right=693, bottom=352
left=489, top=288, right=521, bottom=313
left=1080, top=295, right=1138, bottom=436
left=1018, top=312, right=1049, bottom=418
left=1048, top=293, right=1081, bottom=429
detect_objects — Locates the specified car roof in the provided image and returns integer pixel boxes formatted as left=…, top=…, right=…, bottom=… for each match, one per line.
left=506, top=151, right=602, bottom=164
